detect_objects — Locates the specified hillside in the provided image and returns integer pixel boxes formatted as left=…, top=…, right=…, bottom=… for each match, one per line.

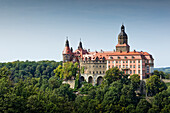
left=154, top=67, right=170, bottom=73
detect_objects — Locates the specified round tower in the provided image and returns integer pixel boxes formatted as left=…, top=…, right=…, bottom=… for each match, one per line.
left=63, top=38, right=72, bottom=63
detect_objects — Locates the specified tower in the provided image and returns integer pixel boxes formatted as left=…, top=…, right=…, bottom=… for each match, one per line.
left=116, top=25, right=130, bottom=52
left=78, top=39, right=83, bottom=50
left=62, top=38, right=72, bottom=63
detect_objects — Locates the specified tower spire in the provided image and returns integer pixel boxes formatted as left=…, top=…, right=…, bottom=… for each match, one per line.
left=121, top=24, right=125, bottom=32
left=65, top=37, right=69, bottom=47
left=78, top=38, right=83, bottom=49
left=116, top=24, right=130, bottom=52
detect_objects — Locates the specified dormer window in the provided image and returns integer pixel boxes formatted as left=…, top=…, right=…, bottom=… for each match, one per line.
left=110, top=57, right=113, bottom=59
left=96, top=56, right=99, bottom=60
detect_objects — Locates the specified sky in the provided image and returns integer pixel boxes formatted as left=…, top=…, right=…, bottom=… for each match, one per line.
left=0, top=0, right=170, bottom=68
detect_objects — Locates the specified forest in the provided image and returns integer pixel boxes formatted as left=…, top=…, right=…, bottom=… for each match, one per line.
left=0, top=61, right=169, bottom=113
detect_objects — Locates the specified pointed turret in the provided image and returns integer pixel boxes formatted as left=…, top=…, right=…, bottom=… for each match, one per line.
left=71, top=47, right=73, bottom=53
left=63, top=38, right=71, bottom=54
left=65, top=38, right=69, bottom=47
left=63, top=38, right=72, bottom=63
left=78, top=39, right=83, bottom=49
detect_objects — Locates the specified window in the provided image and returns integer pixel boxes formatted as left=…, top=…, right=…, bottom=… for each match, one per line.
left=123, top=65, right=125, bottom=68
left=93, top=65, right=95, bottom=67
left=89, top=66, right=91, bottom=68
left=126, top=65, right=128, bottom=68
left=96, top=65, right=98, bottom=68
left=133, top=65, right=135, bottom=68
left=147, top=65, right=149, bottom=73
left=133, top=70, right=135, bottom=74
left=112, top=61, right=114, bottom=63
left=103, top=65, right=105, bottom=68
left=138, top=60, right=140, bottom=63
left=123, top=61, right=125, bottom=63
left=119, top=65, right=121, bottom=68
left=109, top=66, right=110, bottom=69
left=103, top=71, right=105, bottom=74
left=126, top=61, right=128, bottom=63
left=130, top=65, right=132, bottom=68
left=99, top=65, right=101, bottom=68
left=100, top=71, right=101, bottom=74
left=112, top=65, right=114, bottom=68
left=138, top=70, right=140, bottom=74
left=89, top=71, right=91, bottom=74
left=138, top=65, right=140, bottom=68
left=119, top=61, right=121, bottom=63
left=96, top=71, right=98, bottom=74
left=116, top=61, right=118, bottom=63
left=130, top=70, right=132, bottom=74
left=108, top=61, right=110, bottom=63
left=133, top=60, right=135, bottom=63
left=130, top=61, right=132, bottom=63
left=93, top=71, right=95, bottom=74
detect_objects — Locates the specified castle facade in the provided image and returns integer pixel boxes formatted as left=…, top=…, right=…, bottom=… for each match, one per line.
left=62, top=25, right=154, bottom=85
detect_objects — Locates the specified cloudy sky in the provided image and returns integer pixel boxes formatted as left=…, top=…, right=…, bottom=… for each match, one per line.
left=0, top=0, right=170, bottom=67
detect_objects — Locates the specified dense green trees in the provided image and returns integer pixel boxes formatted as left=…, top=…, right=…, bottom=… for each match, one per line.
left=130, top=74, right=140, bottom=90
left=54, top=62, right=79, bottom=80
left=0, top=60, right=62, bottom=82
left=104, top=67, right=122, bottom=84
left=154, top=70, right=170, bottom=79
left=0, top=61, right=169, bottom=113
left=146, top=75, right=167, bottom=96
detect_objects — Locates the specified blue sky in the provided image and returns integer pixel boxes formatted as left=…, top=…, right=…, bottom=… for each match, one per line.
left=0, top=0, right=170, bottom=67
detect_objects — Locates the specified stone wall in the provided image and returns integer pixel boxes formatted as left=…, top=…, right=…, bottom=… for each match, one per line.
left=80, top=74, right=104, bottom=85
left=63, top=80, right=75, bottom=89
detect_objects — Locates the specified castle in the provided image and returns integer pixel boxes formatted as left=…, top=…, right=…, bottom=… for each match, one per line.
left=62, top=25, right=154, bottom=85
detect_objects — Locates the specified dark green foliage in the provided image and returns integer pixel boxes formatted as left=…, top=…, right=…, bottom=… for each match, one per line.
left=74, top=74, right=80, bottom=91
left=0, top=60, right=62, bottom=81
left=78, top=82, right=95, bottom=94
left=104, top=67, right=122, bottom=84
left=0, top=64, right=169, bottom=113
left=146, top=75, right=167, bottom=96
left=130, top=74, right=140, bottom=90
left=148, top=105, right=160, bottom=113
left=136, top=99, right=151, bottom=113
left=152, top=89, right=170, bottom=111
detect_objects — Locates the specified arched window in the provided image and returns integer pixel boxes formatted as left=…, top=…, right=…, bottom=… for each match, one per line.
left=97, top=76, right=103, bottom=85
left=88, top=76, right=93, bottom=84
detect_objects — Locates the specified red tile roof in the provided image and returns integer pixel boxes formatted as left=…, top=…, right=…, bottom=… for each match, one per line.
left=63, top=46, right=72, bottom=54
left=81, top=51, right=153, bottom=60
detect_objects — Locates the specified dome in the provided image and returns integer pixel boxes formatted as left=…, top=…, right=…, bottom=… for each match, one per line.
left=118, top=25, right=127, bottom=37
